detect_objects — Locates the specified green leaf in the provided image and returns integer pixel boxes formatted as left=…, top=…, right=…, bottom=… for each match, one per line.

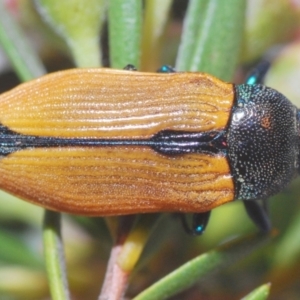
left=108, top=0, right=142, bottom=69
left=241, top=283, right=271, bottom=300
left=177, top=0, right=246, bottom=80
left=43, top=211, right=70, bottom=300
left=175, top=0, right=207, bottom=71
left=133, top=232, right=273, bottom=300
left=35, top=0, right=106, bottom=67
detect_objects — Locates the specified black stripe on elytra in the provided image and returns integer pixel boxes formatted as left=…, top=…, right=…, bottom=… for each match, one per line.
left=0, top=124, right=228, bottom=156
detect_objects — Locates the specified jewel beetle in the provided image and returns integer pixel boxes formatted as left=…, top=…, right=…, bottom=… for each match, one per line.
left=0, top=62, right=298, bottom=235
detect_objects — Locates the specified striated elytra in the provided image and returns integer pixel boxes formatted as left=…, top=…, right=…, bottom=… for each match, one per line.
left=0, top=64, right=298, bottom=234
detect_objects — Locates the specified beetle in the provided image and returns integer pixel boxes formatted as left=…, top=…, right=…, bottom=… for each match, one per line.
left=0, top=62, right=298, bottom=235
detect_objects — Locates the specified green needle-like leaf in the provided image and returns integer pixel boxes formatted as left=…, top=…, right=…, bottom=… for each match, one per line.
left=133, top=233, right=273, bottom=300
left=108, top=0, right=142, bottom=69
left=176, top=0, right=207, bottom=71
left=241, top=283, right=271, bottom=300
left=43, top=211, right=70, bottom=300
left=177, top=0, right=246, bottom=80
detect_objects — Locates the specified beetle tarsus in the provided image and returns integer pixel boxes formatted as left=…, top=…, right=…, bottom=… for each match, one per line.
left=123, top=64, right=137, bottom=71
left=157, top=65, right=176, bottom=73
left=243, top=200, right=271, bottom=233
left=181, top=211, right=211, bottom=236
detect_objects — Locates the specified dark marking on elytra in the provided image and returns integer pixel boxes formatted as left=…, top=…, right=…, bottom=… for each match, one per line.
left=0, top=124, right=228, bottom=157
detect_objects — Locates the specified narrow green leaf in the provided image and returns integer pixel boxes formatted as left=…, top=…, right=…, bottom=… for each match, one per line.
left=175, top=0, right=207, bottom=71
left=108, top=0, right=142, bottom=68
left=133, top=232, right=273, bottom=300
left=35, top=0, right=106, bottom=67
left=241, top=283, right=271, bottom=300
left=187, top=0, right=246, bottom=80
left=43, top=211, right=70, bottom=300
left=0, top=1, right=45, bottom=81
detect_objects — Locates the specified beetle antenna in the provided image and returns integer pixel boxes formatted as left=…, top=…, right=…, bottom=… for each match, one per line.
left=243, top=200, right=271, bottom=233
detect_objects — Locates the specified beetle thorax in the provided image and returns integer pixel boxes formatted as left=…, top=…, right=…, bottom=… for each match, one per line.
left=227, top=84, right=299, bottom=201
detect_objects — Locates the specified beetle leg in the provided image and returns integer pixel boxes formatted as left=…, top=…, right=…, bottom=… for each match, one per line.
left=245, top=60, right=271, bottom=85
left=157, top=65, right=176, bottom=73
left=180, top=211, right=211, bottom=236
left=243, top=200, right=271, bottom=232
left=123, top=64, right=137, bottom=71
